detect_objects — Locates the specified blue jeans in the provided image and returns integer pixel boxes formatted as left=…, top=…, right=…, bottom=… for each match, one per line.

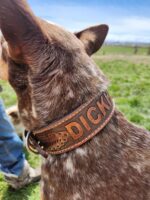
left=0, top=99, right=25, bottom=177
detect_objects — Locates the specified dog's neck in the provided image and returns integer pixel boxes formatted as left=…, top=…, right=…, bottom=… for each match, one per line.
left=40, top=109, right=124, bottom=199
left=17, top=53, right=109, bottom=131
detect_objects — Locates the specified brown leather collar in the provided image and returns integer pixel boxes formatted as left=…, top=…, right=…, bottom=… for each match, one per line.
left=25, top=91, right=115, bottom=158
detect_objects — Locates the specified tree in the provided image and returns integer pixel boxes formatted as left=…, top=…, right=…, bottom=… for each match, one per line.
left=147, top=47, right=150, bottom=55
left=134, top=46, right=138, bottom=55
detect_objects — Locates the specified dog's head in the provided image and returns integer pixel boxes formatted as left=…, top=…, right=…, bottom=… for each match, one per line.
left=0, top=0, right=109, bottom=130
left=6, top=105, right=25, bottom=137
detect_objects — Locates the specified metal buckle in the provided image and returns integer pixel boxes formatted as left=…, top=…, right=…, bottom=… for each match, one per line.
left=24, top=130, right=48, bottom=158
left=24, top=130, right=39, bottom=154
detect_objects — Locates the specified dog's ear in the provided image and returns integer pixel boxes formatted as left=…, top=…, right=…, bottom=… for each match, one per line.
left=0, top=0, right=46, bottom=64
left=75, top=24, right=109, bottom=56
left=9, top=111, right=19, bottom=119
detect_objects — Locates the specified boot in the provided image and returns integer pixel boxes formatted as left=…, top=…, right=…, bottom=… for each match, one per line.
left=4, top=160, right=41, bottom=189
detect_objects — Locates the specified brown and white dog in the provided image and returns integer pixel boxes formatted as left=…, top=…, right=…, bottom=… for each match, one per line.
left=0, top=0, right=150, bottom=199
left=6, top=105, right=25, bottom=138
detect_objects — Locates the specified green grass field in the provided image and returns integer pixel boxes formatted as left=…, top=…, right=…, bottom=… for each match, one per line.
left=0, top=45, right=150, bottom=199
left=97, top=44, right=150, bottom=55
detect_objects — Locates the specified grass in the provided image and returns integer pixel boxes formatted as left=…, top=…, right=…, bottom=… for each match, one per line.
left=0, top=45, right=150, bottom=199
left=97, top=45, right=150, bottom=55
left=95, top=59, right=150, bottom=130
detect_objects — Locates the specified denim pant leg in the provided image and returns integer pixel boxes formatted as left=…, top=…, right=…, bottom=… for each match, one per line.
left=0, top=99, right=25, bottom=177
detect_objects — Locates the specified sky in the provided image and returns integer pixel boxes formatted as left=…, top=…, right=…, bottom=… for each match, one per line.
left=28, top=0, right=150, bottom=43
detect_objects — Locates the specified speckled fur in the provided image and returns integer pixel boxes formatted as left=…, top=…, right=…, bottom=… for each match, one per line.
left=0, top=1, right=150, bottom=199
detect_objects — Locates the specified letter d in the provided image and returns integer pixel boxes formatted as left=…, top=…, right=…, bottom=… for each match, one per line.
left=65, top=122, right=83, bottom=140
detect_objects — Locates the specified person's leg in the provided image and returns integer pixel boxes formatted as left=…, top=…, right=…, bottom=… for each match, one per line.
left=0, top=99, right=25, bottom=176
left=0, top=99, right=41, bottom=189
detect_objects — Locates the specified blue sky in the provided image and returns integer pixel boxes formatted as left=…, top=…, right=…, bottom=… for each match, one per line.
left=28, top=0, right=150, bottom=43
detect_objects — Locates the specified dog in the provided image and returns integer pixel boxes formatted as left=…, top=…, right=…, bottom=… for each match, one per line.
left=0, top=30, right=8, bottom=80
left=0, top=0, right=150, bottom=199
left=6, top=105, right=25, bottom=138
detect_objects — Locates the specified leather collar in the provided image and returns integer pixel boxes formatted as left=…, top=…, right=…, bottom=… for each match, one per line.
left=25, top=91, right=115, bottom=158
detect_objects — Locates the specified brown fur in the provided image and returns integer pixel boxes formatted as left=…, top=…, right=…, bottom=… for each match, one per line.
left=0, top=32, right=8, bottom=80
left=0, top=1, right=150, bottom=199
